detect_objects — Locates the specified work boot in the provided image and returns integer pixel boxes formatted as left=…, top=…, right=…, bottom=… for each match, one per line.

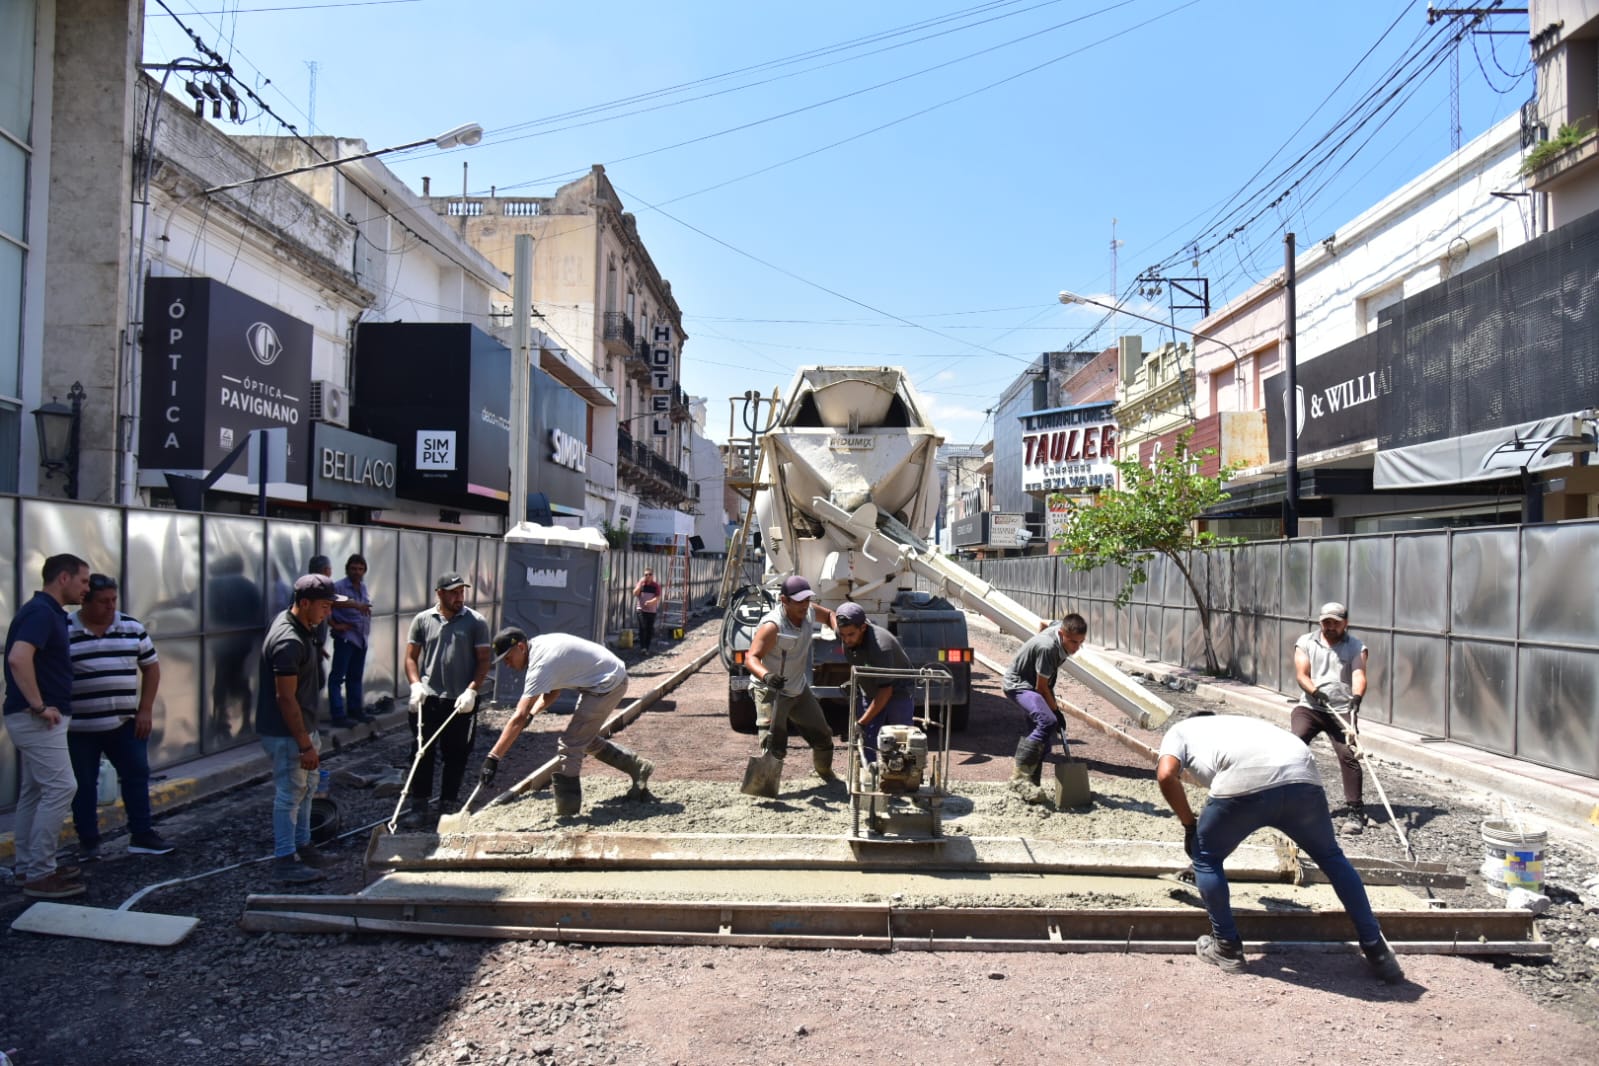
left=1009, top=738, right=1048, bottom=804
left=552, top=774, right=583, bottom=817
left=1361, top=939, right=1405, bottom=984
left=812, top=745, right=838, bottom=783
left=1341, top=802, right=1368, bottom=835
left=593, top=741, right=656, bottom=798
left=1196, top=934, right=1247, bottom=974
left=273, top=856, right=325, bottom=885
left=296, top=843, right=338, bottom=870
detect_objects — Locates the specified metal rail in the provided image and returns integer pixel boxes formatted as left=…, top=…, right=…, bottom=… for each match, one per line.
left=241, top=894, right=1545, bottom=955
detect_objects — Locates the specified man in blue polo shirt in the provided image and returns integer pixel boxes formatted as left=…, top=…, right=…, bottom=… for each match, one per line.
left=4, top=553, right=91, bottom=899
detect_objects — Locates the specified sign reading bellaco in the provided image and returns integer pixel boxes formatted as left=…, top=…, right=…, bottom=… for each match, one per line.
left=1020, top=401, right=1119, bottom=494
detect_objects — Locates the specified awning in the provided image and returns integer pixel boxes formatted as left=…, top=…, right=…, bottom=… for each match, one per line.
left=1373, top=411, right=1596, bottom=489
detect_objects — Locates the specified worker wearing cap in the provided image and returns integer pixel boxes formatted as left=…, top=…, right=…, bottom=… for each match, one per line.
left=258, top=573, right=348, bottom=883
left=1156, top=711, right=1403, bottom=984
left=1001, top=613, right=1088, bottom=804
left=1293, top=601, right=1370, bottom=834
left=834, top=602, right=914, bottom=765
left=401, top=572, right=491, bottom=828
left=744, top=575, right=840, bottom=793
left=476, top=627, right=653, bottom=817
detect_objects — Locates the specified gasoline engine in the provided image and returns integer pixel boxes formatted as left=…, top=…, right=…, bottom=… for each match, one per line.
left=874, top=724, right=928, bottom=794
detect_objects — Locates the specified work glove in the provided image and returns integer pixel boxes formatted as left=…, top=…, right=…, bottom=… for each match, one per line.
left=1348, top=694, right=1362, bottom=732
left=1183, top=823, right=1197, bottom=859
left=479, top=754, right=499, bottom=787
left=453, top=688, right=478, bottom=715
left=408, top=681, right=429, bottom=712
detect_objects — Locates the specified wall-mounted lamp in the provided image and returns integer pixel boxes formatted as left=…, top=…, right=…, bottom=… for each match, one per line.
left=33, top=381, right=85, bottom=500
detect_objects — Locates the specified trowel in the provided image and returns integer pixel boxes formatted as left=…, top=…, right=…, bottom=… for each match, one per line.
left=740, top=750, right=782, bottom=798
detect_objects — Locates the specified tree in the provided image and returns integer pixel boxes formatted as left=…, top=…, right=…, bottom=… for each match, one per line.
left=1054, top=430, right=1240, bottom=675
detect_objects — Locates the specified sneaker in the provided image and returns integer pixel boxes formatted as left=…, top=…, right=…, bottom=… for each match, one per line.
left=76, top=841, right=102, bottom=863
left=348, top=708, right=375, bottom=724
left=295, top=843, right=338, bottom=869
left=1196, top=934, right=1247, bottom=974
left=22, top=872, right=87, bottom=899
left=396, top=805, right=430, bottom=831
left=128, top=832, right=175, bottom=856
left=272, top=856, right=326, bottom=885
left=437, top=798, right=462, bottom=815
left=1361, top=940, right=1405, bottom=984
left=1341, top=807, right=1367, bottom=835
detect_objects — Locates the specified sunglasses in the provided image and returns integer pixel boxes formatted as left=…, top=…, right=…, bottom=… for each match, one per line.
left=88, top=574, right=118, bottom=592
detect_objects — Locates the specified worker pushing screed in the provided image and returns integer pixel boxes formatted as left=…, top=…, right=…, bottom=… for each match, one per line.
left=474, top=627, right=655, bottom=819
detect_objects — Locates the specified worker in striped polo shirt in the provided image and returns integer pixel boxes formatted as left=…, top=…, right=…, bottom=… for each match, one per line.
left=67, top=573, right=173, bottom=859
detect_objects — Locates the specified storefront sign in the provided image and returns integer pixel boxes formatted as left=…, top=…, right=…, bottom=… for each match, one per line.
left=138, top=277, right=313, bottom=493
left=1265, top=337, right=1387, bottom=460
left=311, top=423, right=397, bottom=508
left=650, top=323, right=675, bottom=438
left=988, top=512, right=1026, bottom=548
left=1020, top=402, right=1118, bottom=493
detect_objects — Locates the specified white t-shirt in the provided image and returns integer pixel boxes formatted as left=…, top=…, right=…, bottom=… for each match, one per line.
left=1294, top=630, right=1366, bottom=709
left=519, top=633, right=627, bottom=697
left=1158, top=715, right=1322, bottom=798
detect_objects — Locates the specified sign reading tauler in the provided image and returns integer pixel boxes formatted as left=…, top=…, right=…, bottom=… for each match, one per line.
left=139, top=276, right=313, bottom=487
left=1020, top=401, right=1118, bottom=494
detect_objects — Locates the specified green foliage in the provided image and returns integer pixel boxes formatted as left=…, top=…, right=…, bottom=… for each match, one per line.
left=1521, top=123, right=1589, bottom=176
left=600, top=519, right=631, bottom=549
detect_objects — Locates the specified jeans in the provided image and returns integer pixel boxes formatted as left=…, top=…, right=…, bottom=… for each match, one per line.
left=555, top=681, right=631, bottom=778
left=1007, top=688, right=1068, bottom=755
left=6, top=711, right=77, bottom=881
left=260, top=733, right=317, bottom=858
left=328, top=640, right=367, bottom=721
left=68, top=720, right=154, bottom=844
left=858, top=693, right=914, bottom=763
left=1194, top=781, right=1384, bottom=946
left=407, top=695, right=478, bottom=808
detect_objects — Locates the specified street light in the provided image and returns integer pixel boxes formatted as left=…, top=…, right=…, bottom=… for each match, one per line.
left=33, top=381, right=85, bottom=500
left=1057, top=289, right=1248, bottom=406
left=202, top=122, right=484, bottom=196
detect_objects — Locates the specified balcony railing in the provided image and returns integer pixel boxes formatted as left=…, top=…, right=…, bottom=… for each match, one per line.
left=616, top=427, right=691, bottom=501
left=602, top=312, right=634, bottom=357
left=627, top=337, right=653, bottom=382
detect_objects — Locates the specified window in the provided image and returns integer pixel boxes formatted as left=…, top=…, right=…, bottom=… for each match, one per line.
left=0, top=0, right=36, bottom=489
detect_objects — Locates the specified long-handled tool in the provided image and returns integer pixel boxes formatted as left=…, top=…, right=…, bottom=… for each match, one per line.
left=1317, top=685, right=1417, bottom=863
left=1052, top=722, right=1091, bottom=808
left=387, top=703, right=466, bottom=833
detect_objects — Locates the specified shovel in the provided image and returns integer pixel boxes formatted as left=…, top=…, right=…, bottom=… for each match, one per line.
left=740, top=750, right=782, bottom=798
left=1052, top=726, right=1092, bottom=808
left=435, top=778, right=489, bottom=834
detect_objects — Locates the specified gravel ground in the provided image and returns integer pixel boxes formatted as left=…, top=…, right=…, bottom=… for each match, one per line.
left=1, top=614, right=1596, bottom=1066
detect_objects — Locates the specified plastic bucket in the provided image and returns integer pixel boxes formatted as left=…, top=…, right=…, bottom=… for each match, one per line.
left=1480, top=819, right=1546, bottom=895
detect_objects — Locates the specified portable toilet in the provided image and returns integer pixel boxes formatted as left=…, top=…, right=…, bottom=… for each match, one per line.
left=501, top=522, right=609, bottom=643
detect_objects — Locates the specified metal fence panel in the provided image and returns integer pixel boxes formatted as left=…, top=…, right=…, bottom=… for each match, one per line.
left=1311, top=538, right=1348, bottom=614
left=1451, top=529, right=1518, bottom=640
left=399, top=531, right=430, bottom=613
left=368, top=614, right=400, bottom=707
left=1516, top=646, right=1599, bottom=777
left=0, top=497, right=14, bottom=622
left=1283, top=540, right=1311, bottom=624
left=147, top=636, right=202, bottom=769
left=21, top=498, right=122, bottom=584
left=1521, top=523, right=1599, bottom=645
left=268, top=519, right=317, bottom=614
left=1450, top=640, right=1516, bottom=754
left=1349, top=536, right=1393, bottom=629
left=430, top=534, right=457, bottom=591
left=363, top=527, right=399, bottom=616
left=125, top=509, right=201, bottom=634
left=1392, top=633, right=1447, bottom=736
left=1395, top=534, right=1448, bottom=633
left=318, top=525, right=362, bottom=580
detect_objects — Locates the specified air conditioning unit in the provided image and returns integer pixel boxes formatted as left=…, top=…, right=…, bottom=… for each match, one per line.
left=310, top=380, right=349, bottom=427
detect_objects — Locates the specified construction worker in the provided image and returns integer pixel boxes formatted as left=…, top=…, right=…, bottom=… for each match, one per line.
left=1000, top=613, right=1086, bottom=803
left=1293, top=601, right=1370, bottom=834
left=744, top=575, right=840, bottom=790
left=476, top=627, right=653, bottom=817
left=834, top=601, right=913, bottom=765
left=1156, top=711, right=1404, bottom=983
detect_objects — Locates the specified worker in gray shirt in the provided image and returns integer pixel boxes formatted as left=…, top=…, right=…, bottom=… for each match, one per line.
left=1293, top=601, right=1370, bottom=834
left=1001, top=613, right=1086, bottom=803
left=835, top=602, right=913, bottom=765
left=401, top=572, right=490, bottom=828
left=476, top=627, right=654, bottom=817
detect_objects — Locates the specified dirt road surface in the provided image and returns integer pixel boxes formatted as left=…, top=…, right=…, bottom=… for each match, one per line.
left=3, top=613, right=1596, bottom=1066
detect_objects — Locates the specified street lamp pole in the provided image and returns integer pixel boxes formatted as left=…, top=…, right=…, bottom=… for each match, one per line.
left=201, top=122, right=484, bottom=196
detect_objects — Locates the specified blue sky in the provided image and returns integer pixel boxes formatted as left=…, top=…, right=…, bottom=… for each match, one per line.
left=143, top=0, right=1534, bottom=447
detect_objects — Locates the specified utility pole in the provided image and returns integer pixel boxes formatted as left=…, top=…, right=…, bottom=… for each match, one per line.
left=509, top=234, right=533, bottom=527
left=1283, top=232, right=1300, bottom=539
left=304, top=60, right=317, bottom=136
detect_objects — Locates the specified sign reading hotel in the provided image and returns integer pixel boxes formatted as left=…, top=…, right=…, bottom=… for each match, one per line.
left=650, top=323, right=675, bottom=438
left=1020, top=401, right=1118, bottom=494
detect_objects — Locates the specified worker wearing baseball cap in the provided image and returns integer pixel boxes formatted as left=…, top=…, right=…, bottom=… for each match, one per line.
left=742, top=575, right=841, bottom=796
left=399, top=572, right=491, bottom=828
left=475, top=626, right=654, bottom=817
left=1292, top=601, right=1370, bottom=834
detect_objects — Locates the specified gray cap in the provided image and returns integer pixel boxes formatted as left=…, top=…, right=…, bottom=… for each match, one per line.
left=1318, top=601, right=1349, bottom=622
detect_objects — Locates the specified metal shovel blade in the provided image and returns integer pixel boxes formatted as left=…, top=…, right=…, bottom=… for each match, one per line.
left=1053, top=760, right=1092, bottom=808
left=436, top=781, right=487, bottom=834
left=740, top=753, right=782, bottom=798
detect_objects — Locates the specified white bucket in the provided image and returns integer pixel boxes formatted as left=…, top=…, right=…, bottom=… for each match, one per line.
left=1480, top=818, right=1546, bottom=895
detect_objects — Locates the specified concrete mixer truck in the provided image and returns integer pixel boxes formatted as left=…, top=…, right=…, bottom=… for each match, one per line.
left=718, top=366, right=1173, bottom=738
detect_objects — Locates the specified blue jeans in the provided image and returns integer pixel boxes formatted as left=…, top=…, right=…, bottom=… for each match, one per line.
left=68, top=720, right=154, bottom=843
left=329, top=640, right=366, bottom=720
left=260, top=733, right=316, bottom=858
left=1195, top=781, right=1384, bottom=946
left=858, top=693, right=914, bottom=763
left=1006, top=689, right=1068, bottom=754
